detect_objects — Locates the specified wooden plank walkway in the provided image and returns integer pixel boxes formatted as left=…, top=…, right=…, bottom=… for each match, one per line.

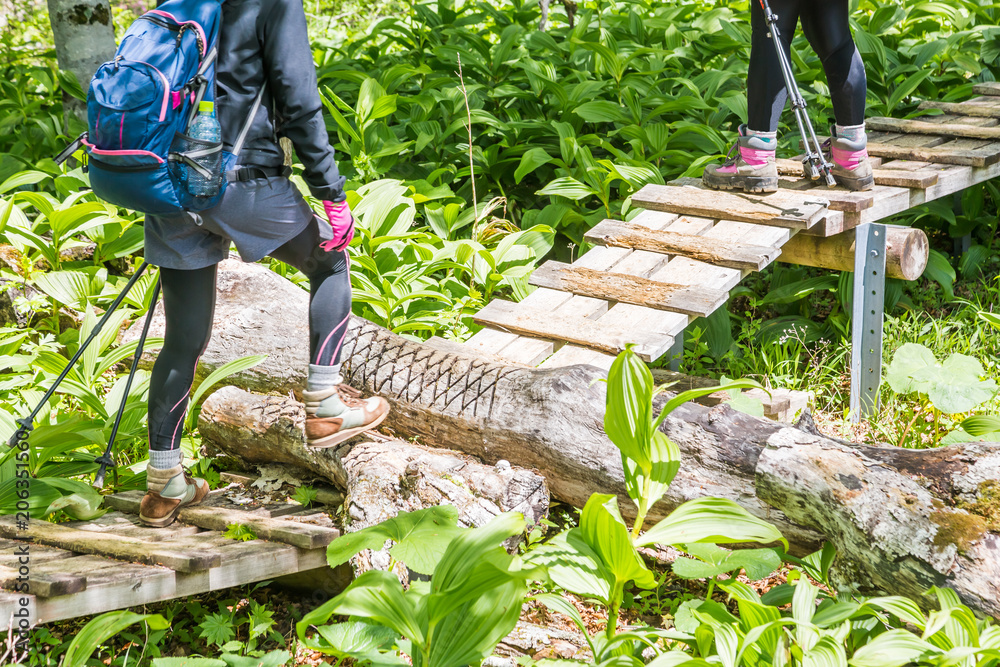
left=465, top=90, right=1000, bottom=371
left=0, top=478, right=342, bottom=629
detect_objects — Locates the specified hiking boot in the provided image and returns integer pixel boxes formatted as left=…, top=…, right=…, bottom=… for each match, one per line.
left=139, top=458, right=210, bottom=528
left=825, top=124, right=874, bottom=191
left=302, top=383, right=390, bottom=448
left=702, top=124, right=779, bottom=193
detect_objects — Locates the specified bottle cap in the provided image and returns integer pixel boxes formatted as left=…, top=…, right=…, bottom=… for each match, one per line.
left=199, top=101, right=214, bottom=114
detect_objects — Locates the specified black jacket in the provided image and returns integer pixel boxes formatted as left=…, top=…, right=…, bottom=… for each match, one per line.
left=160, top=0, right=346, bottom=202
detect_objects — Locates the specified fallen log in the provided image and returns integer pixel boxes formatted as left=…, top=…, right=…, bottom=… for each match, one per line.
left=154, top=260, right=1000, bottom=616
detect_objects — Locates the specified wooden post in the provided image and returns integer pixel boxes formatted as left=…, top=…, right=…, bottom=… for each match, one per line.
left=778, top=224, right=928, bottom=281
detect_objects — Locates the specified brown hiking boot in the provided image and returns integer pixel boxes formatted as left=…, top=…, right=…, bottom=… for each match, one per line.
left=824, top=126, right=874, bottom=191
left=139, top=460, right=210, bottom=527
left=302, top=383, right=390, bottom=448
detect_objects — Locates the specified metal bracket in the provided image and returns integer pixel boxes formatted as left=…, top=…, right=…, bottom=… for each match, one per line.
left=850, top=223, right=887, bottom=422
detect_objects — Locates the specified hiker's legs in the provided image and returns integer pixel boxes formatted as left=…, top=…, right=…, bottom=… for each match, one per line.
left=268, top=217, right=389, bottom=448
left=799, top=0, right=866, bottom=128
left=268, top=219, right=352, bottom=367
left=800, top=0, right=872, bottom=190
left=147, top=264, right=218, bottom=462
left=141, top=264, right=216, bottom=526
left=747, top=0, right=800, bottom=133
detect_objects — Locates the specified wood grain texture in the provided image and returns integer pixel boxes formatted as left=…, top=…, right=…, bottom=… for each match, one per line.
left=473, top=299, right=665, bottom=360
left=918, top=98, right=1000, bottom=118
left=633, top=183, right=829, bottom=228
left=867, top=116, right=1000, bottom=140
left=585, top=219, right=781, bottom=271
left=528, top=262, right=729, bottom=318
left=0, top=517, right=220, bottom=572
left=778, top=224, right=929, bottom=281
left=973, top=82, right=1000, bottom=97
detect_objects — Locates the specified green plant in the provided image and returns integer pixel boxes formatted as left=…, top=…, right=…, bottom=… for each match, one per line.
left=887, top=342, right=998, bottom=446
left=224, top=523, right=258, bottom=542
left=61, top=610, right=169, bottom=667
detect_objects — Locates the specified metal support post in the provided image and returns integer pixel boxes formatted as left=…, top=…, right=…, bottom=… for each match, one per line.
left=669, top=334, right=684, bottom=372
left=850, top=223, right=887, bottom=422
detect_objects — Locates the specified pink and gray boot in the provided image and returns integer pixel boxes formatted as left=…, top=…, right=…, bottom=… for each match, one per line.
left=824, top=123, right=874, bottom=191
left=702, top=124, right=779, bottom=193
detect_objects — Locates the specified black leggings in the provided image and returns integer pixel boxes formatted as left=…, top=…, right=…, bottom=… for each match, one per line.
left=747, top=0, right=866, bottom=133
left=147, top=218, right=351, bottom=451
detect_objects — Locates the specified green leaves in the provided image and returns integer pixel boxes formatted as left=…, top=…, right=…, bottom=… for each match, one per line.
left=636, top=497, right=787, bottom=550
left=672, top=543, right=782, bottom=581
left=580, top=494, right=656, bottom=590
left=886, top=342, right=997, bottom=414
left=63, top=611, right=169, bottom=667
left=326, top=505, right=462, bottom=575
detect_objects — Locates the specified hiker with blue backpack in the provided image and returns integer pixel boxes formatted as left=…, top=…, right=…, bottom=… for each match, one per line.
left=62, top=0, right=390, bottom=527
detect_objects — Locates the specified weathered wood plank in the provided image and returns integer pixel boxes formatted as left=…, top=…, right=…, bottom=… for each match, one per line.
left=634, top=183, right=829, bottom=229
left=0, top=564, right=85, bottom=598
left=865, top=139, right=1000, bottom=167
left=585, top=219, right=781, bottom=271
left=108, top=496, right=341, bottom=550
left=0, top=517, right=220, bottom=573
left=528, top=262, right=729, bottom=318
left=0, top=538, right=74, bottom=567
left=870, top=168, right=938, bottom=188
left=472, top=299, right=665, bottom=361
left=973, top=83, right=1000, bottom=97
left=867, top=116, right=1000, bottom=140
left=917, top=98, right=1000, bottom=118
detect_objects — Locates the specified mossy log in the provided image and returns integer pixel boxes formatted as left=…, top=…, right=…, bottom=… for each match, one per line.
left=153, top=261, right=1000, bottom=617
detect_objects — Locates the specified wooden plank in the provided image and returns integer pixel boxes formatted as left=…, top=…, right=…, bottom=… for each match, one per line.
left=106, top=489, right=311, bottom=520
left=486, top=212, right=683, bottom=366
left=864, top=139, right=1000, bottom=167
left=109, top=499, right=341, bottom=550
left=973, top=83, right=1000, bottom=97
left=472, top=299, right=666, bottom=361
left=917, top=98, right=1000, bottom=118
left=871, top=168, right=938, bottom=188
left=0, top=564, right=85, bottom=598
left=867, top=116, right=1000, bottom=140
left=634, top=183, right=828, bottom=229
left=0, top=538, right=73, bottom=567
left=64, top=510, right=201, bottom=541
left=585, top=219, right=781, bottom=271
left=538, top=346, right=615, bottom=370
left=528, top=262, right=729, bottom=318
left=0, top=517, right=220, bottom=573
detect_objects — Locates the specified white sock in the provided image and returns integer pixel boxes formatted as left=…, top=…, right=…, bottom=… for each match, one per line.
left=307, top=363, right=343, bottom=391
left=149, top=448, right=183, bottom=469
left=835, top=123, right=866, bottom=142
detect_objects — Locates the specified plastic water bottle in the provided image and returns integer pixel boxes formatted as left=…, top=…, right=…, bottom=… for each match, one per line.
left=188, top=100, right=222, bottom=197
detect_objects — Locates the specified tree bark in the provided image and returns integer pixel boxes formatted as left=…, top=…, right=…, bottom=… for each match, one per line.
left=131, top=259, right=1000, bottom=616
left=46, top=0, right=116, bottom=120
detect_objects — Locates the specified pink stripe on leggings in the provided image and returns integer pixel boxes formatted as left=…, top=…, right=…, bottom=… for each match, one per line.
left=168, top=356, right=201, bottom=449
left=314, top=313, right=351, bottom=365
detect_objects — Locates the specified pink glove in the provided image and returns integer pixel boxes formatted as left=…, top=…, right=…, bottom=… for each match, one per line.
left=319, top=200, right=354, bottom=252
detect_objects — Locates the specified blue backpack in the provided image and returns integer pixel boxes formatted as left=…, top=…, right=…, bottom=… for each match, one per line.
left=56, top=0, right=263, bottom=215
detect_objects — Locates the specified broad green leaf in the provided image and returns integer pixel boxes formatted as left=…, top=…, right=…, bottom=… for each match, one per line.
left=297, top=569, right=425, bottom=650
left=314, top=620, right=400, bottom=659
left=63, top=611, right=169, bottom=667
left=526, top=528, right=613, bottom=603
left=326, top=505, right=462, bottom=575
left=960, top=415, right=1000, bottom=437
left=514, top=148, right=554, bottom=184
left=759, top=276, right=838, bottom=306
left=605, top=348, right=653, bottom=470
left=886, top=343, right=938, bottom=395
left=849, top=629, right=939, bottom=667
left=636, top=498, right=787, bottom=550
left=536, top=177, right=598, bottom=201
left=574, top=101, right=628, bottom=123
left=0, top=170, right=49, bottom=195
left=152, top=659, right=227, bottom=666
left=580, top=494, right=656, bottom=590
left=923, top=249, right=956, bottom=299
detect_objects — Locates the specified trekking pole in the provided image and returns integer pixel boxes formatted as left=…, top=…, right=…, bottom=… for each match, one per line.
left=93, top=278, right=161, bottom=489
left=758, top=0, right=837, bottom=187
left=6, top=261, right=152, bottom=453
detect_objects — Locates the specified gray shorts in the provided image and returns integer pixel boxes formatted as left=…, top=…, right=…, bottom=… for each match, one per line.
left=143, top=176, right=327, bottom=270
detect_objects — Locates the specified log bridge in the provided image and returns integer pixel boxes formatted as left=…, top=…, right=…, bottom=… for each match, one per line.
left=469, top=86, right=1000, bottom=419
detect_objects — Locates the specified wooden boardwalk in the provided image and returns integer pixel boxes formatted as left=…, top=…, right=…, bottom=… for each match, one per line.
left=465, top=90, right=1000, bottom=371
left=0, top=477, right=342, bottom=629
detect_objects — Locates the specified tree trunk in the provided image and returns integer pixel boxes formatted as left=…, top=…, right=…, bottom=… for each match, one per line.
left=46, top=0, right=116, bottom=120
left=128, top=260, right=1000, bottom=617
left=777, top=225, right=929, bottom=281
